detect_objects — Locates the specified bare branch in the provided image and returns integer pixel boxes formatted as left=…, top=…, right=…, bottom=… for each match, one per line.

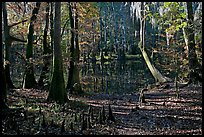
left=10, top=35, right=27, bottom=43
left=61, top=18, right=70, bottom=38
left=15, top=51, right=27, bottom=63
left=8, top=19, right=28, bottom=28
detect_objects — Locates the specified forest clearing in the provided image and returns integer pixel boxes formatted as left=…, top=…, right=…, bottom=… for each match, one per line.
left=1, top=2, right=202, bottom=135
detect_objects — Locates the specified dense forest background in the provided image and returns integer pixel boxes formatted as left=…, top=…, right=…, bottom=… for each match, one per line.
left=1, top=2, right=202, bottom=135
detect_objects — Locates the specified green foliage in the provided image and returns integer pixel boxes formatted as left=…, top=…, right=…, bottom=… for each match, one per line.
left=162, top=2, right=187, bottom=33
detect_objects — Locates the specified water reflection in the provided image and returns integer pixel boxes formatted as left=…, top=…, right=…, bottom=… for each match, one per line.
left=10, top=44, right=154, bottom=93
left=80, top=59, right=154, bottom=95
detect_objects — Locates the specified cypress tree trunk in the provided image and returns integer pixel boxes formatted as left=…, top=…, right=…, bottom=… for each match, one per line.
left=2, top=2, right=15, bottom=89
left=23, top=2, right=41, bottom=88
left=47, top=2, right=68, bottom=104
left=38, top=2, right=51, bottom=88
left=67, top=2, right=83, bottom=95
left=186, top=2, right=202, bottom=83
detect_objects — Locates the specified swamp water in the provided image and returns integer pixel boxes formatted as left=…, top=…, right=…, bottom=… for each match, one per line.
left=80, top=59, right=154, bottom=95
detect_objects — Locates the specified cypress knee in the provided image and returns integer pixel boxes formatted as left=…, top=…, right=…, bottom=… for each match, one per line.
left=87, top=116, right=91, bottom=129
left=61, top=119, right=65, bottom=133
left=50, top=119, right=54, bottom=127
left=81, top=114, right=87, bottom=131
left=70, top=122, right=74, bottom=131
left=98, top=111, right=102, bottom=124
left=74, top=113, right=77, bottom=122
left=42, top=114, right=46, bottom=128
left=139, top=88, right=147, bottom=103
left=101, top=105, right=106, bottom=122
left=107, top=104, right=115, bottom=122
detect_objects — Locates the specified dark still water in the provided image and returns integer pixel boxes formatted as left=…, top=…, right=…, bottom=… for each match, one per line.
left=10, top=44, right=154, bottom=94
left=80, top=59, right=154, bottom=95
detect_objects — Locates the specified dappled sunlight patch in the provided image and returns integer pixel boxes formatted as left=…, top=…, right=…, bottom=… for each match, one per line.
left=112, top=111, right=129, bottom=115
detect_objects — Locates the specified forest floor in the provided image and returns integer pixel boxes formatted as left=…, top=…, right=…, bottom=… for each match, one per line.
left=2, top=83, right=202, bottom=135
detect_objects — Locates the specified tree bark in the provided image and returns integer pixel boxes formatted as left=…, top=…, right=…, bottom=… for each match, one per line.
left=23, top=2, right=41, bottom=88
left=186, top=2, right=202, bottom=83
left=50, top=2, right=54, bottom=53
left=66, top=2, right=83, bottom=95
left=2, top=2, right=15, bottom=89
left=47, top=2, right=68, bottom=104
left=1, top=42, right=9, bottom=109
left=99, top=3, right=105, bottom=62
left=2, top=3, right=8, bottom=107
left=38, top=2, right=51, bottom=88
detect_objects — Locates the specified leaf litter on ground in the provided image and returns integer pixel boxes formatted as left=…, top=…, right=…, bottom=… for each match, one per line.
left=2, top=83, right=202, bottom=135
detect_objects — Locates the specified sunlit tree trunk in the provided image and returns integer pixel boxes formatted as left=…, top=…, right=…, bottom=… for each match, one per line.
left=67, top=2, right=83, bottom=95
left=23, top=2, right=41, bottom=88
left=185, top=2, right=202, bottom=83
left=138, top=2, right=171, bottom=83
left=38, top=2, right=51, bottom=88
left=47, top=2, right=68, bottom=104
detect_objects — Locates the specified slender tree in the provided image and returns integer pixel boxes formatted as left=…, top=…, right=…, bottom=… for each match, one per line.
left=23, top=2, right=41, bottom=88
left=38, top=2, right=51, bottom=88
left=1, top=42, right=9, bottom=109
left=47, top=2, right=68, bottom=104
left=138, top=2, right=171, bottom=83
left=111, top=2, right=118, bottom=54
left=2, top=4, right=8, bottom=107
left=98, top=2, right=105, bottom=62
left=50, top=2, right=54, bottom=53
left=66, top=2, right=83, bottom=95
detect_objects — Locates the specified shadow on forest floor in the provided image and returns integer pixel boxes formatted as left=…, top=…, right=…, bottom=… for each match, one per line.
left=2, top=83, right=202, bottom=135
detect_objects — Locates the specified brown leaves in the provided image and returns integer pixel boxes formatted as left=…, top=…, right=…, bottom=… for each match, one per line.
left=3, top=85, right=202, bottom=135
